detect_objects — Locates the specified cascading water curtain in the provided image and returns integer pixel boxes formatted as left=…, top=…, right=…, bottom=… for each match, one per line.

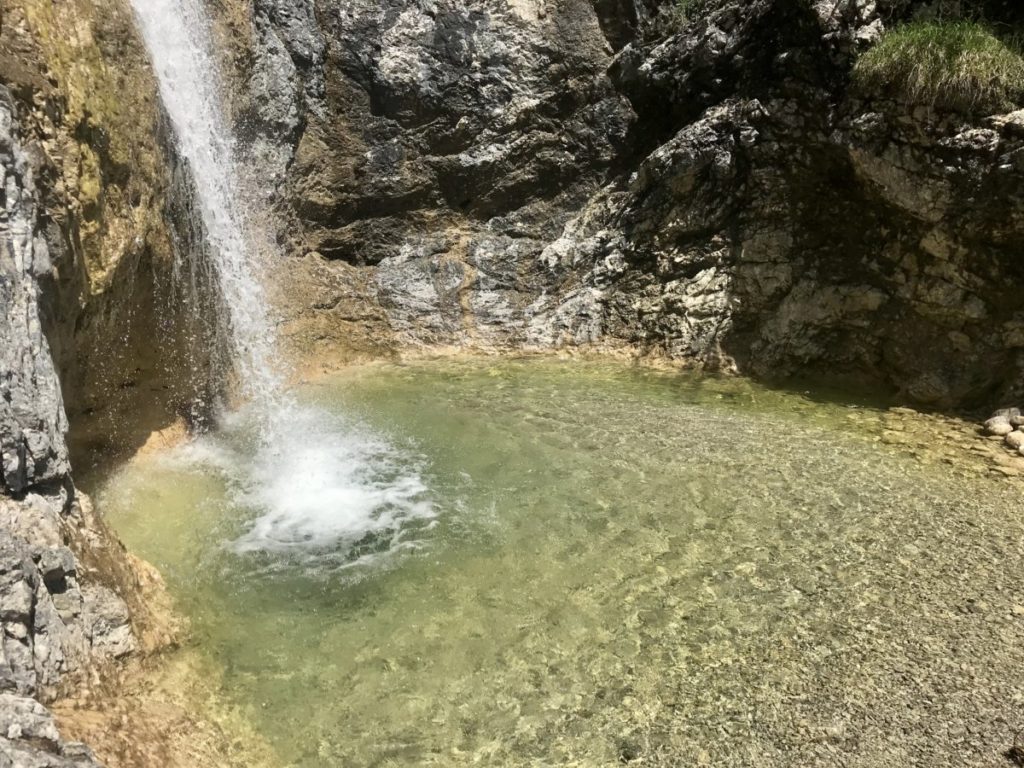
left=130, top=0, right=283, bottom=413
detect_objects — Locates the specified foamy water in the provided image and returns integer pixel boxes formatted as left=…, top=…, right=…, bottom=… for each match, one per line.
left=130, top=0, right=434, bottom=558
left=232, top=406, right=434, bottom=559
left=157, top=402, right=436, bottom=567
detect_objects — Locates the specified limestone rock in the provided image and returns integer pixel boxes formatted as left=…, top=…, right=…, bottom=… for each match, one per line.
left=985, top=417, right=1014, bottom=436
left=0, top=693, right=102, bottom=767
left=0, top=82, right=141, bottom=768
left=5, top=3, right=971, bottom=462
left=1, top=0, right=220, bottom=455
left=1005, top=431, right=1024, bottom=450
left=220, top=0, right=636, bottom=354
left=207, top=0, right=1024, bottom=408
left=0, top=89, right=70, bottom=495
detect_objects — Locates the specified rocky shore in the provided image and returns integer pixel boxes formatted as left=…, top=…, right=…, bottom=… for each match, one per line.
left=2, top=2, right=248, bottom=763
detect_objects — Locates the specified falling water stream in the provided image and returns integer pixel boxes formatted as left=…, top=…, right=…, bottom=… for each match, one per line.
left=131, top=0, right=279, bottom=402
left=112, top=3, right=1024, bottom=767
left=129, top=0, right=433, bottom=558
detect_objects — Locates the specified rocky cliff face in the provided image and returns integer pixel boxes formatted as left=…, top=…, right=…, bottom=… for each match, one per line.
left=573, top=0, right=1024, bottom=408
left=0, top=2, right=197, bottom=764
left=0, top=92, right=68, bottom=495
left=2, top=0, right=224, bottom=462
left=210, top=0, right=1024, bottom=408
left=214, top=0, right=643, bottom=359
left=1, top=87, right=129, bottom=768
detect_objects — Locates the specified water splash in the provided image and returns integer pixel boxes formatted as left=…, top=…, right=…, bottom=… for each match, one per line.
left=130, top=0, right=434, bottom=561
left=163, top=403, right=437, bottom=568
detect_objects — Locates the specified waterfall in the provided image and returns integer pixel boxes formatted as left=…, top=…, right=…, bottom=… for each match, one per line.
left=131, top=0, right=281, bottom=408
left=130, top=0, right=436, bottom=563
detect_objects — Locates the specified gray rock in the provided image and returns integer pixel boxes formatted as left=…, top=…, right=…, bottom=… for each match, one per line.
left=223, top=0, right=635, bottom=346
left=984, top=417, right=1014, bottom=436
left=1005, top=431, right=1024, bottom=450
left=0, top=89, right=70, bottom=495
left=0, top=693, right=102, bottom=767
left=215, top=0, right=1024, bottom=408
left=37, top=549, right=75, bottom=593
left=0, top=89, right=136, bottom=767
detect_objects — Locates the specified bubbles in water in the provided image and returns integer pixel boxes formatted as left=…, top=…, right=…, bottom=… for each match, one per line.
left=167, top=403, right=436, bottom=568
left=232, top=406, right=435, bottom=560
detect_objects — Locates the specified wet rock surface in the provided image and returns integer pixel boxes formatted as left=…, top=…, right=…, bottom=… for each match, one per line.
left=0, top=84, right=137, bottom=768
left=1, top=0, right=224, bottom=464
left=212, top=0, right=1024, bottom=409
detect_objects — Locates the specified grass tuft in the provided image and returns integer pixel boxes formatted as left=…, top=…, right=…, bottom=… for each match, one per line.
left=666, top=0, right=718, bottom=28
left=853, top=20, right=1024, bottom=113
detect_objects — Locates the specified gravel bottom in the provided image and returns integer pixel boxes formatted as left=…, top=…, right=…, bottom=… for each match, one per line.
left=96, top=360, right=1024, bottom=767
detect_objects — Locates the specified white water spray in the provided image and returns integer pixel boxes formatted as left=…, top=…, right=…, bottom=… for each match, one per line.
left=131, top=0, right=434, bottom=561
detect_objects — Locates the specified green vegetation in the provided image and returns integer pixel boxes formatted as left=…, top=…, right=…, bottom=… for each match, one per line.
left=853, top=20, right=1024, bottom=113
left=666, top=0, right=719, bottom=27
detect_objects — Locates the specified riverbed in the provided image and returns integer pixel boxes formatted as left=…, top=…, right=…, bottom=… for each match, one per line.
left=94, top=359, right=1024, bottom=767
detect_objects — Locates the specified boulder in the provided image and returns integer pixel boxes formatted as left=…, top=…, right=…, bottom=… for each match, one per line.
left=984, top=416, right=1014, bottom=436
left=1005, top=431, right=1024, bottom=450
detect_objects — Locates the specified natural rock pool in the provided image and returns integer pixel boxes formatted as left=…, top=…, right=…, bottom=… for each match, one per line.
left=94, top=359, right=1024, bottom=767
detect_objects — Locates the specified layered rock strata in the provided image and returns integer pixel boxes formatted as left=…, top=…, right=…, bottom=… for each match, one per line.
left=212, top=0, right=1024, bottom=408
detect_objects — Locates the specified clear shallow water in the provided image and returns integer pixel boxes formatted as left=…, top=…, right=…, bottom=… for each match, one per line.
left=97, top=359, right=1024, bottom=767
